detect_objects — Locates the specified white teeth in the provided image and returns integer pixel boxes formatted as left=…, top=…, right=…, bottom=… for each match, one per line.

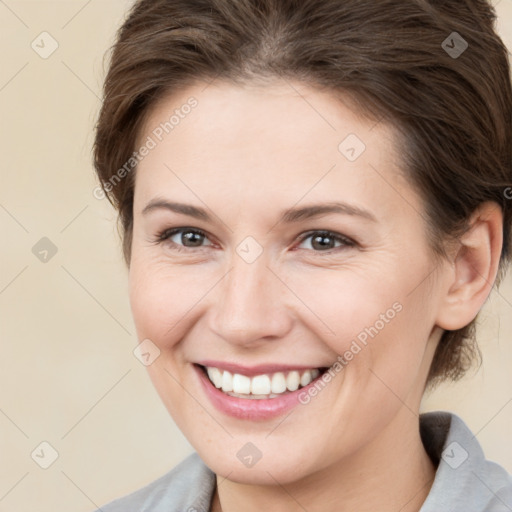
left=300, top=370, right=312, bottom=387
left=251, top=374, right=271, bottom=395
left=232, top=373, right=251, bottom=394
left=227, top=391, right=278, bottom=400
left=271, top=372, right=287, bottom=394
left=205, top=366, right=323, bottom=397
left=221, top=370, right=233, bottom=392
left=207, top=367, right=223, bottom=388
left=286, top=370, right=300, bottom=391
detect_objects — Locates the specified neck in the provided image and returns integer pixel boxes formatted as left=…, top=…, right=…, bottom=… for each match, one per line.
left=210, top=410, right=436, bottom=512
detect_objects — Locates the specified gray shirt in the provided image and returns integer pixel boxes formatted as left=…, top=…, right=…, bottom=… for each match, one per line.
left=95, top=411, right=512, bottom=511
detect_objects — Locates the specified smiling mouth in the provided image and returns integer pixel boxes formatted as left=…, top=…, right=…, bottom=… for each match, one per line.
left=197, top=364, right=328, bottom=399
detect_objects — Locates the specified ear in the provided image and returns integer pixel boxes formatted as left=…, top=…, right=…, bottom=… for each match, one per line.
left=435, top=201, right=503, bottom=331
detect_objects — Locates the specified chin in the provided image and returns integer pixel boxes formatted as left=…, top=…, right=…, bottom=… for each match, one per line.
left=195, top=439, right=322, bottom=486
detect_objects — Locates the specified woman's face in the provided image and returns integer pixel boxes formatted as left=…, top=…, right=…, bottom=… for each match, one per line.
left=129, top=79, right=445, bottom=483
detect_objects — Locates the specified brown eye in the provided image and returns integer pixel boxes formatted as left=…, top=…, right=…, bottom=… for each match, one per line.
left=297, top=231, right=355, bottom=252
left=178, top=230, right=206, bottom=247
left=156, top=228, right=213, bottom=250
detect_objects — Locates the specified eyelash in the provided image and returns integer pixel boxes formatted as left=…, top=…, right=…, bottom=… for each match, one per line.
left=152, top=227, right=357, bottom=254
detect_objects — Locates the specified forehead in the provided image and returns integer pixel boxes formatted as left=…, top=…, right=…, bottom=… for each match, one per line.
left=138, top=78, right=390, bottom=151
left=133, top=79, right=412, bottom=222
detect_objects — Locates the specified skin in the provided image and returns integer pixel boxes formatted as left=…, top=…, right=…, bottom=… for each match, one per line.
left=127, top=79, right=503, bottom=512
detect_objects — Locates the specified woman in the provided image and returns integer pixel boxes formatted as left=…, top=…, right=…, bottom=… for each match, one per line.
left=92, top=0, right=512, bottom=510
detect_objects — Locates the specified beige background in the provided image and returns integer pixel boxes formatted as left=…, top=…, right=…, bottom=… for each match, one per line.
left=0, top=1, right=511, bottom=511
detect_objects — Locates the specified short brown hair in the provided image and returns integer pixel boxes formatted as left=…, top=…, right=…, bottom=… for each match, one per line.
left=93, top=0, right=512, bottom=388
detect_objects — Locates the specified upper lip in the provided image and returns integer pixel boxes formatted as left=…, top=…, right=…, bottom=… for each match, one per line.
left=195, top=360, right=328, bottom=377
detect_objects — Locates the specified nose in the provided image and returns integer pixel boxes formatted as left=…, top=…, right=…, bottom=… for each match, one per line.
left=208, top=252, right=293, bottom=348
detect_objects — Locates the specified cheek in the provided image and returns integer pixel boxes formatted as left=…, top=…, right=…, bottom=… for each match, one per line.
left=283, top=267, right=401, bottom=345
left=128, top=258, right=211, bottom=346
left=285, top=264, right=433, bottom=385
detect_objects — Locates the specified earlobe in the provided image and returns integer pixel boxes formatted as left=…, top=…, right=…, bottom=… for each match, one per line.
left=435, top=202, right=503, bottom=331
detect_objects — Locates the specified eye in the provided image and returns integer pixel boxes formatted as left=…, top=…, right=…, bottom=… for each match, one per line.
left=295, top=230, right=355, bottom=252
left=152, top=227, right=356, bottom=254
left=154, top=227, right=213, bottom=251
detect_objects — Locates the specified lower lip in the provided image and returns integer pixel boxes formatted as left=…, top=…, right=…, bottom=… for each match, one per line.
left=194, top=365, right=322, bottom=421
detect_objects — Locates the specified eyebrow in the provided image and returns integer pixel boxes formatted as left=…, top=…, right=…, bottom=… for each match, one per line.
left=141, top=198, right=377, bottom=223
